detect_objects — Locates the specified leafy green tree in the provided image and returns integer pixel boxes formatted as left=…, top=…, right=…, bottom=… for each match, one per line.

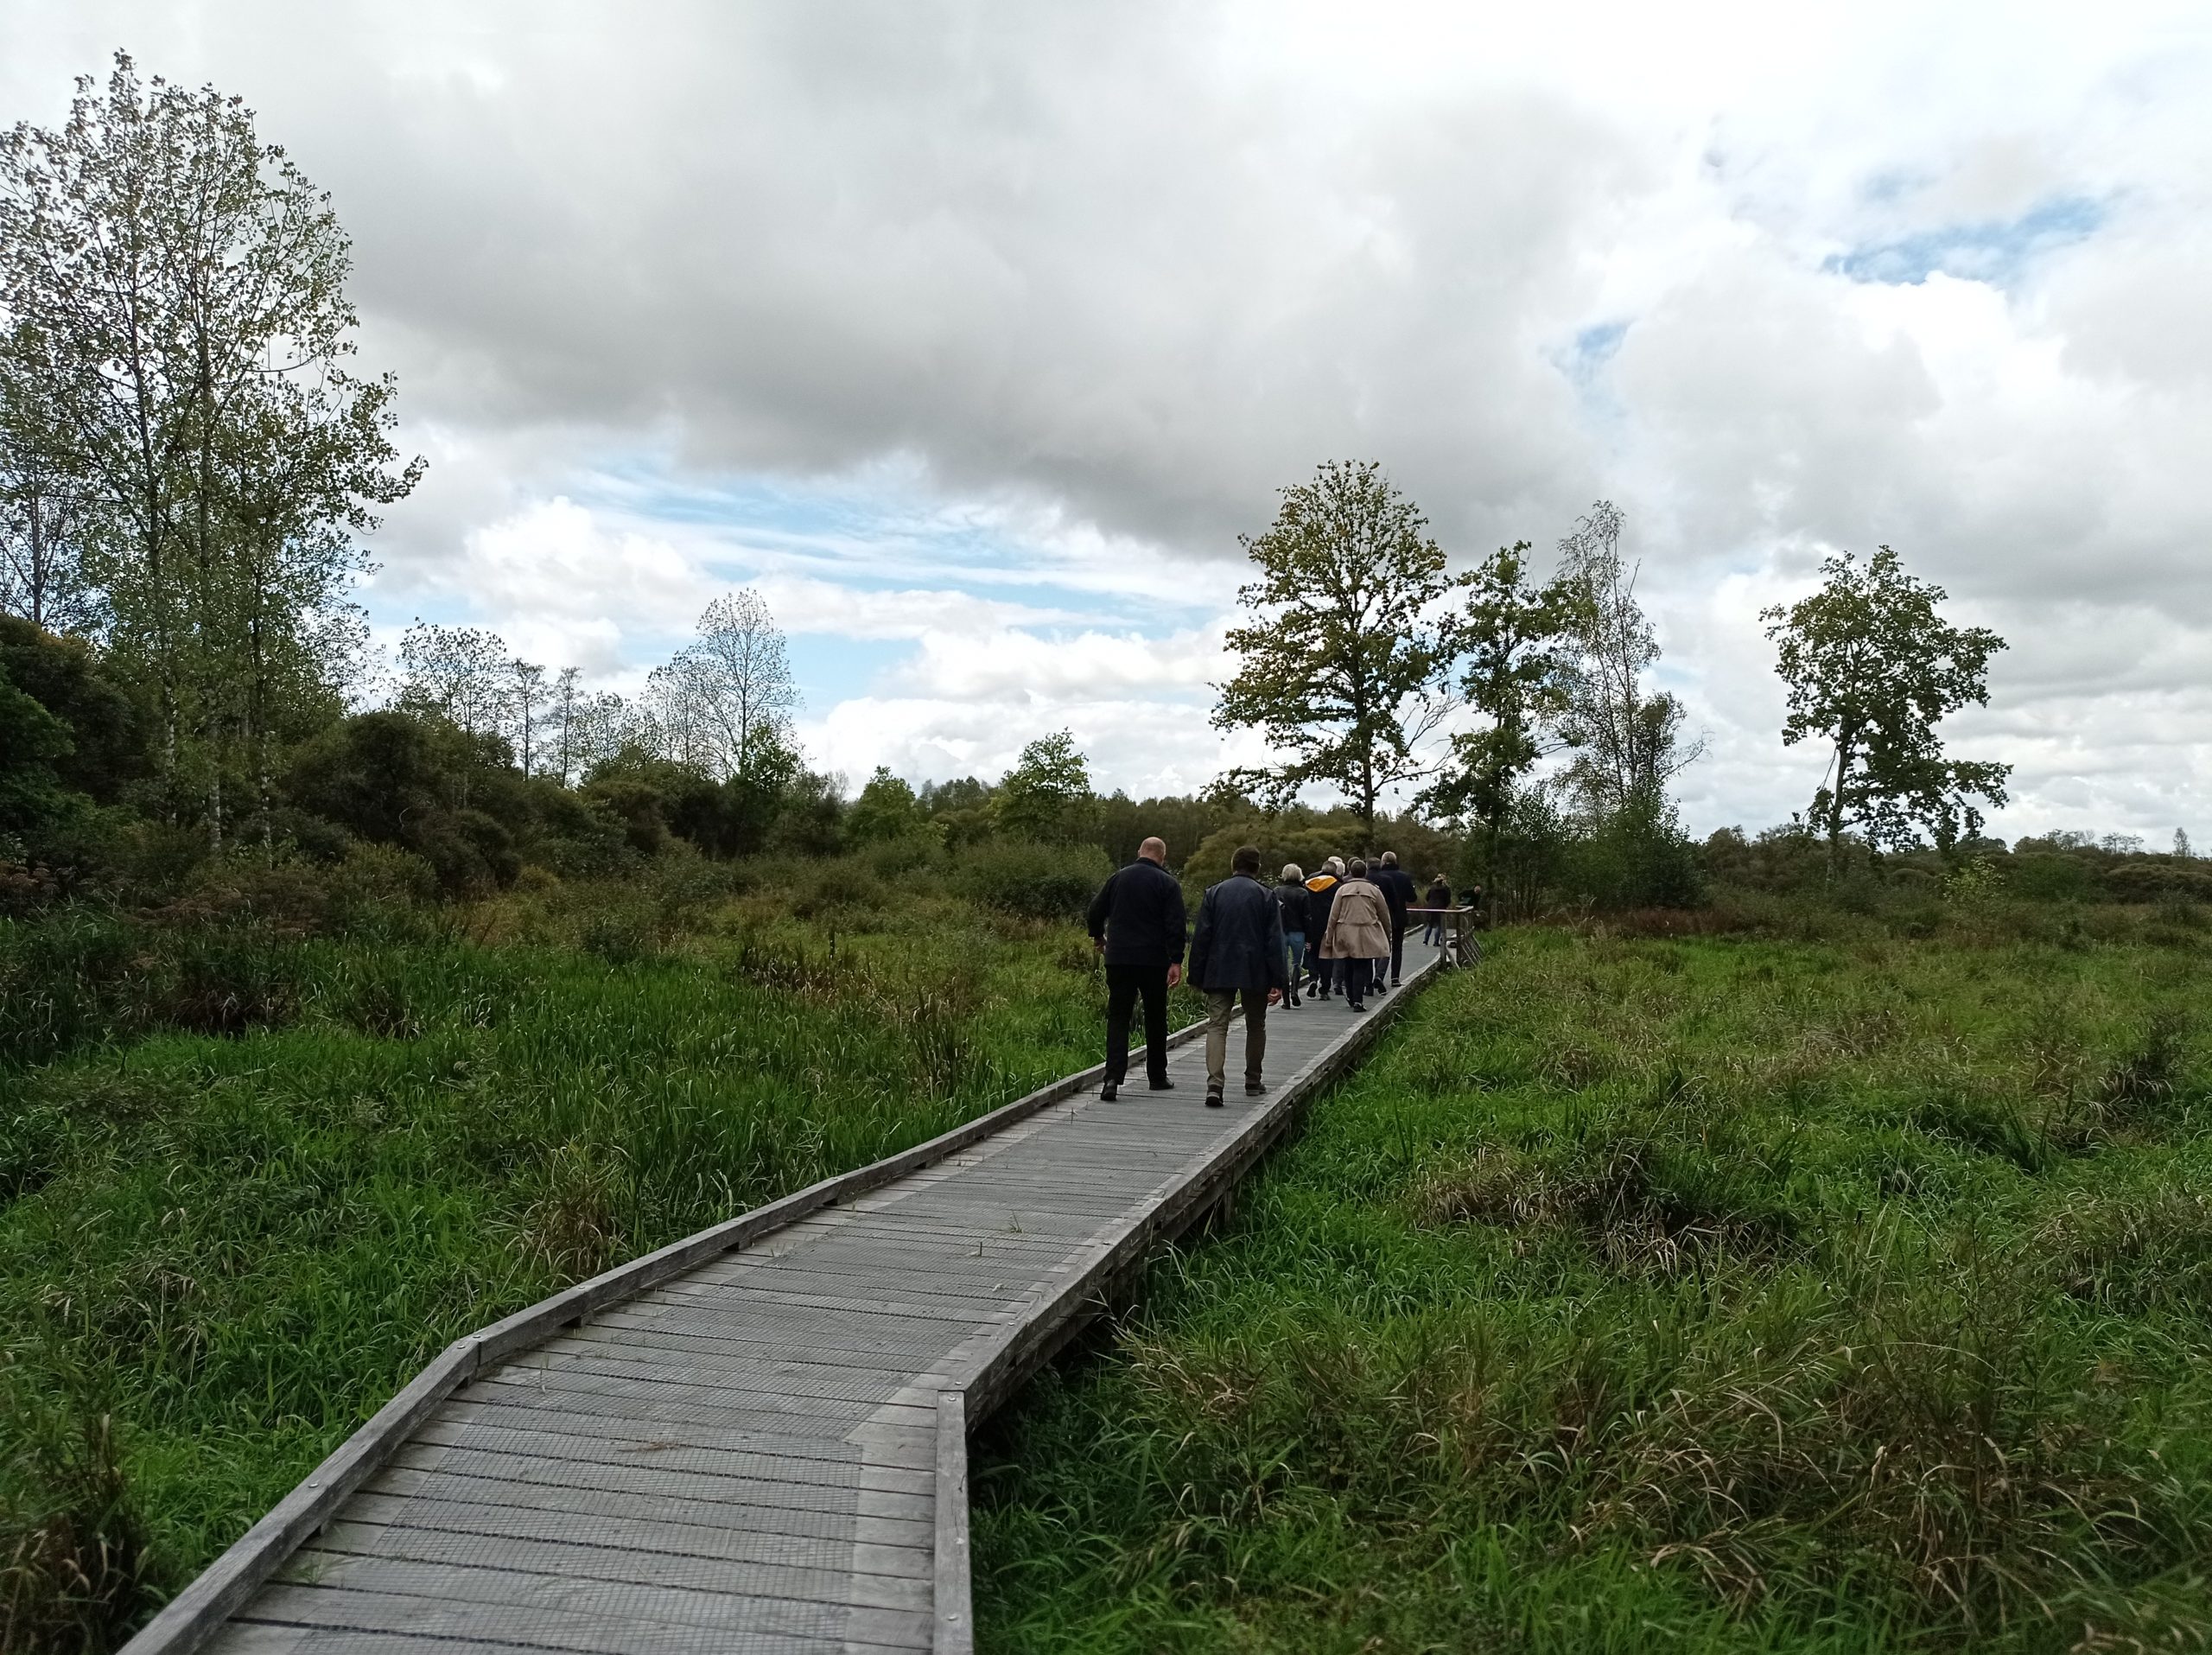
left=0, top=616, right=147, bottom=802
left=1419, top=539, right=1583, bottom=865
left=398, top=623, right=515, bottom=742
left=0, top=53, right=420, bottom=837
left=921, top=775, right=995, bottom=851
left=847, top=767, right=927, bottom=843
left=1761, top=545, right=2010, bottom=857
left=995, top=730, right=1091, bottom=842
left=0, top=658, right=74, bottom=831
left=1212, top=461, right=1457, bottom=843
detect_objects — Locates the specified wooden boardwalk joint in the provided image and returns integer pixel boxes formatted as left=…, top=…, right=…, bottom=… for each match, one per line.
left=123, top=947, right=1444, bottom=1655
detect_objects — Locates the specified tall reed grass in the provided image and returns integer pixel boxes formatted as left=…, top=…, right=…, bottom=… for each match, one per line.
left=2, top=863, right=1178, bottom=1652
left=974, top=925, right=2212, bottom=1653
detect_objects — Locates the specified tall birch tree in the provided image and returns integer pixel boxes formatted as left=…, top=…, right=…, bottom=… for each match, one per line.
left=0, top=52, right=419, bottom=837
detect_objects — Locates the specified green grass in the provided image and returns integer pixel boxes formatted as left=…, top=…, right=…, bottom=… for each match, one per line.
left=0, top=867, right=1192, bottom=1652
left=973, top=924, right=2212, bottom=1653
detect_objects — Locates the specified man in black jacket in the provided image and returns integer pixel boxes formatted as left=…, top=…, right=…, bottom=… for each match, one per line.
left=1086, top=837, right=1187, bottom=1102
left=1376, top=851, right=1420, bottom=987
left=1188, top=844, right=1288, bottom=1105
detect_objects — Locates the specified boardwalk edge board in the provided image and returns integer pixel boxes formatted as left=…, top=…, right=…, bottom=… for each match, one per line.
left=118, top=1023, right=1206, bottom=1655
left=933, top=1390, right=973, bottom=1655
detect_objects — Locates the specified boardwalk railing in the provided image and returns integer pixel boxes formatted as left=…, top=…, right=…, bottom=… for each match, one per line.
left=1408, top=904, right=1483, bottom=965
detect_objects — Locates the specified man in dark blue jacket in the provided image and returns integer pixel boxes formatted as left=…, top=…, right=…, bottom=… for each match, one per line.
left=1188, top=844, right=1287, bottom=1105
left=1376, top=851, right=1421, bottom=988
left=1086, top=836, right=1187, bottom=1101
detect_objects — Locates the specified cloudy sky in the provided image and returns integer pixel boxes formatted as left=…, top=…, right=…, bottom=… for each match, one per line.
left=6, top=2, right=2208, bottom=839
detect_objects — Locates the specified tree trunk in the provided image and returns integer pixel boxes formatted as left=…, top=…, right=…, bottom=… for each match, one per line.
left=1826, top=731, right=1853, bottom=874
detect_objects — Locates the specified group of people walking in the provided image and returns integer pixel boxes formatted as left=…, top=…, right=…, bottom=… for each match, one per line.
left=1268, top=852, right=1422, bottom=1011
left=1084, top=837, right=1456, bottom=1108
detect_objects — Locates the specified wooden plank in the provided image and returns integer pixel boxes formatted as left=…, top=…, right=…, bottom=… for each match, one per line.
left=497, top=1346, right=925, bottom=1406
left=582, top=1296, right=959, bottom=1350
left=626, top=1279, right=999, bottom=1327
left=932, top=1390, right=971, bottom=1655
left=243, top=1575, right=925, bottom=1654
left=208, top=1626, right=518, bottom=1655
left=376, top=1443, right=929, bottom=1523
left=760, top=1221, right=1080, bottom=1258
left=405, top=1416, right=931, bottom=1493
left=696, top=1261, right=1037, bottom=1308
left=433, top=1397, right=936, bottom=1461
left=460, top=1369, right=938, bottom=1433
left=307, top=1517, right=929, bottom=1613
left=366, top=1461, right=930, bottom=1543
left=707, top=1257, right=1056, bottom=1304
left=748, top=1232, right=1082, bottom=1268
left=340, top=1491, right=929, bottom=1581
left=556, top=1318, right=954, bottom=1374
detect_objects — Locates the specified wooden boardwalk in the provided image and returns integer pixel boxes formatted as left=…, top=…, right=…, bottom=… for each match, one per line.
left=126, top=946, right=1442, bottom=1655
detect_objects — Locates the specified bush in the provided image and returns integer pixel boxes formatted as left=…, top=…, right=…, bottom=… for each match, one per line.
left=2009, top=853, right=2095, bottom=901
left=951, top=839, right=1110, bottom=920
left=858, top=833, right=943, bottom=881
left=1547, top=792, right=1704, bottom=912
left=2106, top=861, right=2212, bottom=905
left=325, top=842, right=440, bottom=913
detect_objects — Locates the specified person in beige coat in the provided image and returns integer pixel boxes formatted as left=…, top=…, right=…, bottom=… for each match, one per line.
left=1320, top=858, right=1392, bottom=1011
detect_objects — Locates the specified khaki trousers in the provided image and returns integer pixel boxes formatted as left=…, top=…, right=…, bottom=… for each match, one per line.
left=1203, top=987, right=1268, bottom=1094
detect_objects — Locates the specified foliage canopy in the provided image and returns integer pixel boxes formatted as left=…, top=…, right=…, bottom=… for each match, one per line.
left=1763, top=545, right=2010, bottom=854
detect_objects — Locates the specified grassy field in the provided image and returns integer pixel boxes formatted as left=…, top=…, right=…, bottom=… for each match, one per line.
left=0, top=858, right=1190, bottom=1652
left=973, top=916, right=2212, bottom=1653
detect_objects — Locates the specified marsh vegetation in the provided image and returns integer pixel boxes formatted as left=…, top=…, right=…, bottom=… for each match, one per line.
left=976, top=907, right=2212, bottom=1653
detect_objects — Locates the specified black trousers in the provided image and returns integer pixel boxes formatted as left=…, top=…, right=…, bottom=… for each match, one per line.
left=1389, top=920, right=1406, bottom=982
left=1104, top=961, right=1171, bottom=1085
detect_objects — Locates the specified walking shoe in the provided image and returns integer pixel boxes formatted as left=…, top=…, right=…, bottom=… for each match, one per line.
left=1150, top=1078, right=1177, bottom=1092
left=1100, top=1082, right=1118, bottom=1102
left=1205, top=1091, right=1224, bottom=1108
left=1245, top=1080, right=1268, bottom=1096
left=1390, top=978, right=1402, bottom=987
left=1350, top=1000, right=1367, bottom=1012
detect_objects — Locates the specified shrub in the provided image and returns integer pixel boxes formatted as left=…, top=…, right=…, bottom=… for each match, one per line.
left=325, top=842, right=439, bottom=912
left=858, top=832, right=943, bottom=881
left=2106, top=861, right=2212, bottom=905
left=951, top=839, right=1110, bottom=920
left=2009, top=853, right=2095, bottom=901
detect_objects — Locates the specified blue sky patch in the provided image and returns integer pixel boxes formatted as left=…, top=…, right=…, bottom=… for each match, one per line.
left=1827, top=194, right=2104, bottom=288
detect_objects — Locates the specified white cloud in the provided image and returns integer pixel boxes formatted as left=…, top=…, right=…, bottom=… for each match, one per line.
left=4, top=2, right=2209, bottom=837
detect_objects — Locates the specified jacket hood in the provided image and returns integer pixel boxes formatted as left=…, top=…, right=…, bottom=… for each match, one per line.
left=1305, top=875, right=1338, bottom=893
